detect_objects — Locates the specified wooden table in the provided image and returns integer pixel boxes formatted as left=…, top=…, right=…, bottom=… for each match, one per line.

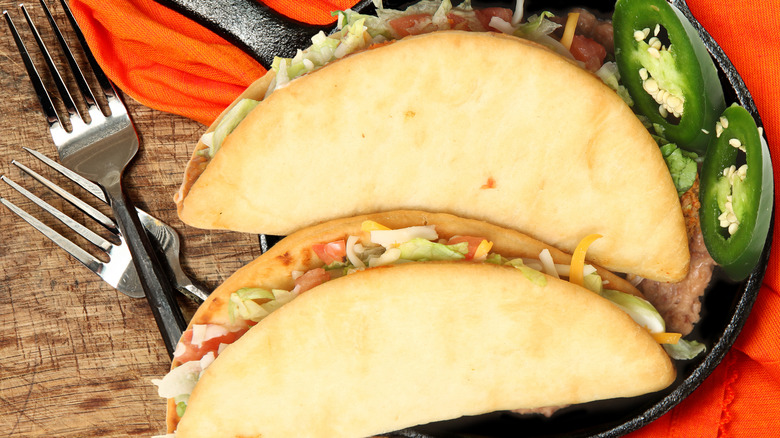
left=0, top=3, right=264, bottom=436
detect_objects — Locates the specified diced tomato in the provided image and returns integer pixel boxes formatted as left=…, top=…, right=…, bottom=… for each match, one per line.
left=474, top=7, right=513, bottom=32
left=569, top=35, right=607, bottom=72
left=174, top=326, right=247, bottom=364
left=446, top=12, right=470, bottom=31
left=312, top=240, right=347, bottom=265
left=448, top=236, right=489, bottom=260
left=389, top=13, right=435, bottom=37
left=294, top=268, right=331, bottom=293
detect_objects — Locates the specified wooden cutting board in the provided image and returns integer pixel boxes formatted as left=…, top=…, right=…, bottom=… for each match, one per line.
left=0, top=4, right=264, bottom=436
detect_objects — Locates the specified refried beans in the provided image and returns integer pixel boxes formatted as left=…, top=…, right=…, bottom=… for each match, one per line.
left=636, top=178, right=716, bottom=336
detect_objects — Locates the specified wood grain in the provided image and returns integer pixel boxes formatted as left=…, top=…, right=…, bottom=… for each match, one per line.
left=0, top=2, right=263, bottom=436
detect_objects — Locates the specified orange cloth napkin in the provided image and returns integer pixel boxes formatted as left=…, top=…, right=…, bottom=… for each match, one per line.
left=68, top=0, right=356, bottom=125
left=69, top=0, right=780, bottom=435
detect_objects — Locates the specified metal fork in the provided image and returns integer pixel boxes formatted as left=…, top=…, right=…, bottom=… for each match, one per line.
left=1, top=148, right=210, bottom=303
left=5, top=0, right=185, bottom=357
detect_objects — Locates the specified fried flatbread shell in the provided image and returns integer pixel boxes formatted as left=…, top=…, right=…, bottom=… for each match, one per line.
left=165, top=210, right=643, bottom=432
left=176, top=31, right=688, bottom=282
left=174, top=70, right=276, bottom=205
left=174, top=262, right=676, bottom=438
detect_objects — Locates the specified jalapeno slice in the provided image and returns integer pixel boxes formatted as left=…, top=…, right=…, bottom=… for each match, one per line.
left=613, top=0, right=725, bottom=155
left=699, top=104, right=773, bottom=281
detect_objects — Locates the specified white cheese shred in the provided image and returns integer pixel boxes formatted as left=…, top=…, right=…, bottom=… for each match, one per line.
left=190, top=324, right=207, bottom=347
left=538, top=249, right=559, bottom=279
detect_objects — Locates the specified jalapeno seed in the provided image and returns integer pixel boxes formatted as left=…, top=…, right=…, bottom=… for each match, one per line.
left=729, top=138, right=745, bottom=152
left=632, top=26, right=686, bottom=119
left=716, top=163, right=749, bottom=236
left=632, top=27, right=651, bottom=41
left=648, top=36, right=662, bottom=50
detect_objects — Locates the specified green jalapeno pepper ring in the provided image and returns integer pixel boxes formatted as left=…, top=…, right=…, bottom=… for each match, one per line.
left=700, top=104, right=773, bottom=281
left=613, top=0, right=725, bottom=155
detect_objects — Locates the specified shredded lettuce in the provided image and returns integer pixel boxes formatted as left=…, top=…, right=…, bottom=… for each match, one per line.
left=599, top=289, right=666, bottom=334
left=663, top=339, right=707, bottom=360
left=597, top=288, right=704, bottom=359
left=484, top=253, right=509, bottom=265
left=431, top=0, right=453, bottom=27
left=516, top=264, right=548, bottom=286
left=266, top=17, right=375, bottom=97
left=513, top=12, right=573, bottom=60
left=334, top=17, right=371, bottom=58
left=227, top=287, right=297, bottom=324
left=582, top=272, right=605, bottom=294
left=595, top=62, right=634, bottom=107
left=205, top=98, right=259, bottom=157
left=515, top=11, right=558, bottom=37
left=499, top=258, right=548, bottom=286
left=650, top=126, right=698, bottom=195
left=334, top=9, right=392, bottom=38
left=652, top=122, right=667, bottom=137
left=228, top=287, right=272, bottom=323
left=660, top=142, right=698, bottom=195
left=398, top=238, right=467, bottom=261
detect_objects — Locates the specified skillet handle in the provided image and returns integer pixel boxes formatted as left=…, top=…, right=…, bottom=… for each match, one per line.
left=152, top=0, right=377, bottom=69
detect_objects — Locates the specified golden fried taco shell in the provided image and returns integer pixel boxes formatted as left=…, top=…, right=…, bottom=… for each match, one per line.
left=175, top=31, right=688, bottom=282
left=174, top=262, right=675, bottom=438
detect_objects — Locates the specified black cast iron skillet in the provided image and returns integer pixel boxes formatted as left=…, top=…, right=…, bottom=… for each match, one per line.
left=151, top=0, right=774, bottom=436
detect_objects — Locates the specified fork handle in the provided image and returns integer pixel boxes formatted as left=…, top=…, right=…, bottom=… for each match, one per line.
left=104, top=181, right=187, bottom=358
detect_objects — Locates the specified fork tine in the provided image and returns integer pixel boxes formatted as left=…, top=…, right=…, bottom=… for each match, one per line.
left=19, top=3, right=83, bottom=123
left=24, top=147, right=106, bottom=201
left=0, top=195, right=103, bottom=273
left=3, top=10, right=62, bottom=130
left=1, top=175, right=114, bottom=252
left=57, top=0, right=118, bottom=104
left=39, top=0, right=99, bottom=110
left=12, top=158, right=117, bottom=233
left=23, top=147, right=106, bottom=201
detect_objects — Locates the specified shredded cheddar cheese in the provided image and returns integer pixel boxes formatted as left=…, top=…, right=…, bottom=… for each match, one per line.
left=651, top=332, right=682, bottom=344
left=570, top=233, right=602, bottom=288
left=361, top=220, right=391, bottom=231
left=474, top=240, right=494, bottom=260
left=561, top=12, right=580, bottom=51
